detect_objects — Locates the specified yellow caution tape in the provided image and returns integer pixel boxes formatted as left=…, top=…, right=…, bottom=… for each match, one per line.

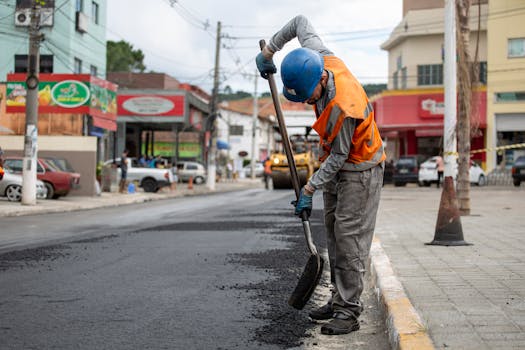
left=470, top=143, right=525, bottom=154
left=443, top=151, right=459, bottom=156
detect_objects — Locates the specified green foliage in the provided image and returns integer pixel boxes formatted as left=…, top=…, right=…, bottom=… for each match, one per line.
left=219, top=86, right=252, bottom=101
left=96, top=161, right=104, bottom=178
left=106, top=40, right=146, bottom=73
left=362, top=83, right=387, bottom=97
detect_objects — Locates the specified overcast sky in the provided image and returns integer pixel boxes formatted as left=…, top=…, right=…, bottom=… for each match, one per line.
left=106, top=0, right=403, bottom=95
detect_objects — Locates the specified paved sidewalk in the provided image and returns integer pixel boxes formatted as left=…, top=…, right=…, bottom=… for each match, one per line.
left=0, top=178, right=264, bottom=217
left=375, top=185, right=525, bottom=350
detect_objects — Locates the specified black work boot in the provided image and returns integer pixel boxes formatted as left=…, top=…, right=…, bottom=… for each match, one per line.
left=309, top=303, right=333, bottom=320
left=320, top=312, right=360, bottom=335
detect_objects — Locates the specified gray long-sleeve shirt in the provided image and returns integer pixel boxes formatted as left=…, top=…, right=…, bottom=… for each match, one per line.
left=267, top=15, right=357, bottom=192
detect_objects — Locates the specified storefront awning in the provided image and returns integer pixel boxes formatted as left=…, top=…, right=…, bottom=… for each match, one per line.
left=6, top=73, right=118, bottom=131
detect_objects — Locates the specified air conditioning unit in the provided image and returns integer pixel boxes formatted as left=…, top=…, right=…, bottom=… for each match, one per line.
left=75, top=11, right=88, bottom=33
left=14, top=9, right=31, bottom=26
left=14, top=8, right=54, bottom=27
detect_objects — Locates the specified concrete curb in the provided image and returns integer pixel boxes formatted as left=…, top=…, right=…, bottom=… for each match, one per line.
left=370, top=237, right=435, bottom=350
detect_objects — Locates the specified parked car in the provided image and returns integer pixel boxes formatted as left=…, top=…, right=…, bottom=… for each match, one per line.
left=243, top=162, right=264, bottom=177
left=418, top=156, right=487, bottom=186
left=3, top=157, right=80, bottom=199
left=41, top=157, right=81, bottom=189
left=174, top=161, right=207, bottom=184
left=0, top=167, right=47, bottom=202
left=392, top=155, right=427, bottom=186
left=383, top=160, right=394, bottom=185
left=511, top=156, right=525, bottom=187
left=104, top=157, right=174, bottom=192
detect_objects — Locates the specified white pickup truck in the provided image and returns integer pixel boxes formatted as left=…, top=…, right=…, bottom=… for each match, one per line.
left=104, top=157, right=174, bottom=192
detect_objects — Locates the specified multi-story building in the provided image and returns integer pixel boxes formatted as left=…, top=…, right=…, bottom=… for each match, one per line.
left=0, top=0, right=114, bottom=196
left=0, top=0, right=107, bottom=79
left=374, top=0, right=488, bottom=166
left=486, top=0, right=525, bottom=171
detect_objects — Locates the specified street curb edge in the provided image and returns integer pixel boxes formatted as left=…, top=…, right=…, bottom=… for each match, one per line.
left=370, top=237, right=435, bottom=350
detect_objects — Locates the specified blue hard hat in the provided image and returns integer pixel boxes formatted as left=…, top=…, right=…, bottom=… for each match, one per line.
left=281, top=47, right=324, bottom=102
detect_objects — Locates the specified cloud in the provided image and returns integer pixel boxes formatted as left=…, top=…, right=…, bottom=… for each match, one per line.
left=107, top=0, right=402, bottom=93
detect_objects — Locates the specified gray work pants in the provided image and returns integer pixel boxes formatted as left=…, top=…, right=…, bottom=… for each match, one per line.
left=322, top=163, right=383, bottom=319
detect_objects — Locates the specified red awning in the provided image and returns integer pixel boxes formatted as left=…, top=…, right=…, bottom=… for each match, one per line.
left=92, top=116, right=116, bottom=131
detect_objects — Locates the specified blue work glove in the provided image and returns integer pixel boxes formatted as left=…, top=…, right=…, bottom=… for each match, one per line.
left=256, top=52, right=277, bottom=79
left=293, top=187, right=313, bottom=218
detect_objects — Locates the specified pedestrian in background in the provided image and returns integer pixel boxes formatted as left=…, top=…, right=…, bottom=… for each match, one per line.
left=257, top=15, right=385, bottom=336
left=0, top=147, right=4, bottom=181
left=436, top=154, right=444, bottom=188
left=263, top=157, right=272, bottom=189
left=119, top=149, right=129, bottom=193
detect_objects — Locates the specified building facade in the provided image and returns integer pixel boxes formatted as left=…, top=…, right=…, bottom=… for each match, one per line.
left=0, top=0, right=107, bottom=79
left=486, top=0, right=525, bottom=171
left=375, top=0, right=488, bottom=165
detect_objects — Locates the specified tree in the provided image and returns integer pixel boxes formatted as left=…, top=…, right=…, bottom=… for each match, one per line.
left=363, top=83, right=387, bottom=97
left=106, top=40, right=146, bottom=72
left=456, top=0, right=472, bottom=215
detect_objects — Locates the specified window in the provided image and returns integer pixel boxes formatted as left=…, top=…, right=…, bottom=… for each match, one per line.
left=478, top=61, right=487, bottom=84
left=3, top=159, right=23, bottom=173
left=76, top=0, right=83, bottom=12
left=91, top=1, right=99, bottom=24
left=417, top=64, right=443, bottom=86
left=393, top=71, right=399, bottom=90
left=229, top=125, right=244, bottom=136
left=14, top=54, right=53, bottom=73
left=396, top=55, right=402, bottom=70
left=74, top=57, right=82, bottom=73
left=90, top=64, right=97, bottom=76
left=401, top=67, right=407, bottom=89
left=508, top=38, right=525, bottom=58
left=495, top=92, right=525, bottom=102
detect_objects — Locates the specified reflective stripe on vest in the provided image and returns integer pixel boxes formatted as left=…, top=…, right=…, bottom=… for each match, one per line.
left=312, top=56, right=385, bottom=168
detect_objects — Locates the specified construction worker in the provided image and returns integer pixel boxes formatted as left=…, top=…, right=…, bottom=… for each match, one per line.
left=256, top=15, right=385, bottom=335
left=263, top=157, right=272, bottom=189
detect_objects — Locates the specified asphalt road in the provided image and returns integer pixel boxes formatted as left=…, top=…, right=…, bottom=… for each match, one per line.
left=0, top=189, right=389, bottom=349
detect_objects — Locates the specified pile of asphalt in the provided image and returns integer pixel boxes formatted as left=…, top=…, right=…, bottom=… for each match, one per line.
left=229, top=209, right=327, bottom=348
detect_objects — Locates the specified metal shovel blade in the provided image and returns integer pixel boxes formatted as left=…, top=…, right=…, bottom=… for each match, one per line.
left=288, top=253, right=324, bottom=310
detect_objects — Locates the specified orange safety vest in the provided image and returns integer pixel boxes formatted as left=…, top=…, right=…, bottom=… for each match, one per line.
left=312, top=56, right=386, bottom=171
left=264, top=159, right=272, bottom=174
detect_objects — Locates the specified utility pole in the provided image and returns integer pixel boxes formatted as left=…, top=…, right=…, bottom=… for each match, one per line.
left=22, top=4, right=42, bottom=205
left=206, top=21, right=221, bottom=190
left=443, top=0, right=458, bottom=181
left=250, top=70, right=258, bottom=180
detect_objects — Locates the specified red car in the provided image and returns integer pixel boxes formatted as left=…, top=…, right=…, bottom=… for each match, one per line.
left=3, top=157, right=80, bottom=199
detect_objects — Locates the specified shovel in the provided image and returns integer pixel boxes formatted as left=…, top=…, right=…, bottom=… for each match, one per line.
left=259, top=40, right=324, bottom=310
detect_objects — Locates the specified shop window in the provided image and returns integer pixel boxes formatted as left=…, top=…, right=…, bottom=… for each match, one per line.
left=417, top=64, right=443, bottom=86
left=495, top=92, right=525, bottom=102
left=508, top=38, right=525, bottom=58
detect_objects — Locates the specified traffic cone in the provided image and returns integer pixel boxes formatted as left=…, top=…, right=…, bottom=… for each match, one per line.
left=426, top=176, right=471, bottom=246
left=188, top=176, right=193, bottom=190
